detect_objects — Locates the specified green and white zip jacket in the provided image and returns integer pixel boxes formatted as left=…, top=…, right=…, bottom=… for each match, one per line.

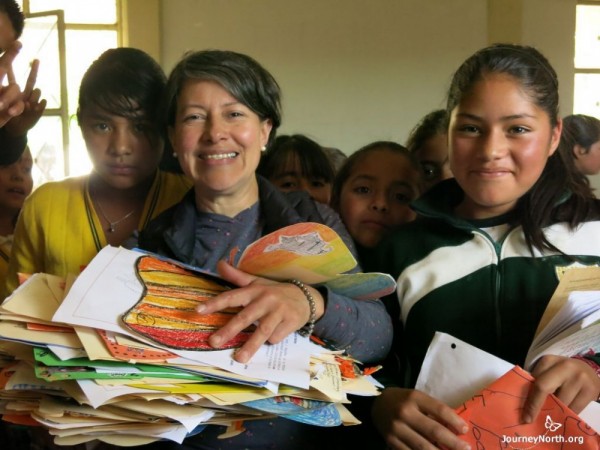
left=363, top=179, right=600, bottom=387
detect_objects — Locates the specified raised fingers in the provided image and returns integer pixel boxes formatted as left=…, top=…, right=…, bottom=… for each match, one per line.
left=23, top=59, right=40, bottom=98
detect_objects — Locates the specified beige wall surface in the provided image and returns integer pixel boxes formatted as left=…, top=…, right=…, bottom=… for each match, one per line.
left=160, top=0, right=487, bottom=153
left=158, top=0, right=578, bottom=156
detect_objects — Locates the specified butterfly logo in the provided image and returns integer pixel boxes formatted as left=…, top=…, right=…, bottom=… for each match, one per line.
left=545, top=415, right=563, bottom=432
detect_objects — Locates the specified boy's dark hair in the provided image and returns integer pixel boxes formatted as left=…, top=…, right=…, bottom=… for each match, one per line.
left=0, top=0, right=24, bottom=40
left=76, top=47, right=166, bottom=127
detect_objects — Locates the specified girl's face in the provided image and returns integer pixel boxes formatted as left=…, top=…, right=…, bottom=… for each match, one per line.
left=169, top=79, right=272, bottom=198
left=574, top=140, right=600, bottom=175
left=339, top=149, right=421, bottom=248
left=80, top=105, right=162, bottom=190
left=0, top=148, right=33, bottom=216
left=416, top=133, right=452, bottom=191
left=269, top=154, right=332, bottom=204
left=449, top=74, right=561, bottom=220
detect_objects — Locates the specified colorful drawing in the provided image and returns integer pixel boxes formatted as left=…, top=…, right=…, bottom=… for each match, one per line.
left=242, top=396, right=342, bottom=427
left=121, top=256, right=255, bottom=351
left=237, top=222, right=396, bottom=299
left=454, top=366, right=599, bottom=449
left=97, top=329, right=177, bottom=362
left=236, top=222, right=356, bottom=284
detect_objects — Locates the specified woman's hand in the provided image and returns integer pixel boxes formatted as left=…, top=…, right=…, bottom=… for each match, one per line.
left=196, top=260, right=325, bottom=363
left=372, top=387, right=471, bottom=450
left=524, top=355, right=600, bottom=423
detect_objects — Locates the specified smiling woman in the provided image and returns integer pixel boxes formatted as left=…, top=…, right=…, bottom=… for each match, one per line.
left=138, top=49, right=393, bottom=450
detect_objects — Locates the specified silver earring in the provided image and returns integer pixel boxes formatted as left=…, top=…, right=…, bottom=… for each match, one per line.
left=261, top=146, right=267, bottom=152
left=172, top=152, right=177, bottom=157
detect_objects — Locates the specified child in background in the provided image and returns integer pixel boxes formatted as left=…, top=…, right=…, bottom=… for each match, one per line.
left=364, top=44, right=600, bottom=450
left=4, top=48, right=190, bottom=295
left=561, top=114, right=600, bottom=177
left=257, top=133, right=334, bottom=204
left=0, top=146, right=32, bottom=283
left=331, top=141, right=422, bottom=249
left=406, top=109, right=452, bottom=191
left=323, top=146, right=347, bottom=173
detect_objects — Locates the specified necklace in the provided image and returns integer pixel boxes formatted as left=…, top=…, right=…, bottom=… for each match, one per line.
left=95, top=200, right=136, bottom=233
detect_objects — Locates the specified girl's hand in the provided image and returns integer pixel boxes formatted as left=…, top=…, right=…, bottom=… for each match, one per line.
left=372, top=387, right=471, bottom=450
left=196, top=260, right=325, bottom=363
left=524, top=355, right=600, bottom=423
left=5, top=59, right=47, bottom=137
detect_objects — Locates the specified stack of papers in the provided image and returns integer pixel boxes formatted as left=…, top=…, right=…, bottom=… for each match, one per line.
left=0, top=223, right=394, bottom=446
left=525, top=266, right=600, bottom=369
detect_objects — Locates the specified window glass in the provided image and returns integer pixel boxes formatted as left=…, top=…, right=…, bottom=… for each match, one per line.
left=68, top=116, right=93, bottom=177
left=16, top=1, right=120, bottom=178
left=575, top=5, right=600, bottom=69
left=574, top=73, right=600, bottom=118
left=14, top=14, right=61, bottom=109
left=29, top=116, right=65, bottom=185
left=65, top=30, right=117, bottom=176
left=29, top=0, right=117, bottom=24
left=65, top=30, right=118, bottom=113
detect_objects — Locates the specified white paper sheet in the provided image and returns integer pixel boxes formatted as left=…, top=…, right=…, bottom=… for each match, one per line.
left=53, top=246, right=315, bottom=388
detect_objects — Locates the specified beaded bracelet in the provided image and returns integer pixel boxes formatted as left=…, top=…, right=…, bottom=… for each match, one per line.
left=287, top=279, right=317, bottom=337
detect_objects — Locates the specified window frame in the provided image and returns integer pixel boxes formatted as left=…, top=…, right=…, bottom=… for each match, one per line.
left=574, top=0, right=600, bottom=115
left=20, top=0, right=123, bottom=177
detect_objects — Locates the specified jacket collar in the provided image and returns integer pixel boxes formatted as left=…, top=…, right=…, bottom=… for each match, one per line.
left=161, top=175, right=307, bottom=261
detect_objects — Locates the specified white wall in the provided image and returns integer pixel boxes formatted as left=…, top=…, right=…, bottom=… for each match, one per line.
left=159, top=0, right=579, bottom=159
left=160, top=0, right=486, bottom=154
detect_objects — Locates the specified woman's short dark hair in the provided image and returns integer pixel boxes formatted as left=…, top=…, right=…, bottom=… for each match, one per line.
left=162, top=49, right=281, bottom=145
left=76, top=47, right=166, bottom=126
left=257, top=134, right=334, bottom=184
left=330, top=141, right=421, bottom=211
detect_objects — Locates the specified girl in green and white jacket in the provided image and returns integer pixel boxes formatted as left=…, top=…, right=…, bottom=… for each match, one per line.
left=364, top=44, right=600, bottom=450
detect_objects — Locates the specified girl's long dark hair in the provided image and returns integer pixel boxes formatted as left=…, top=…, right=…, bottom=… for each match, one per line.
left=447, top=44, right=600, bottom=254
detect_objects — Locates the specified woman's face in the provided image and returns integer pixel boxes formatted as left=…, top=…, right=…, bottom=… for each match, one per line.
left=0, top=148, right=33, bottom=216
left=79, top=105, right=162, bottom=190
left=338, top=149, right=421, bottom=248
left=169, top=79, right=272, bottom=199
left=449, top=73, right=561, bottom=219
left=269, top=154, right=332, bottom=204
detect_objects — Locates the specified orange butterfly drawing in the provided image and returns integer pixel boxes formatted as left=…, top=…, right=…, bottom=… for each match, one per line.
left=122, top=256, right=255, bottom=351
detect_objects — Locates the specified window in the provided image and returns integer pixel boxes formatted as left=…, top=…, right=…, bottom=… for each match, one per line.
left=16, top=0, right=121, bottom=184
left=574, top=1, right=600, bottom=117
